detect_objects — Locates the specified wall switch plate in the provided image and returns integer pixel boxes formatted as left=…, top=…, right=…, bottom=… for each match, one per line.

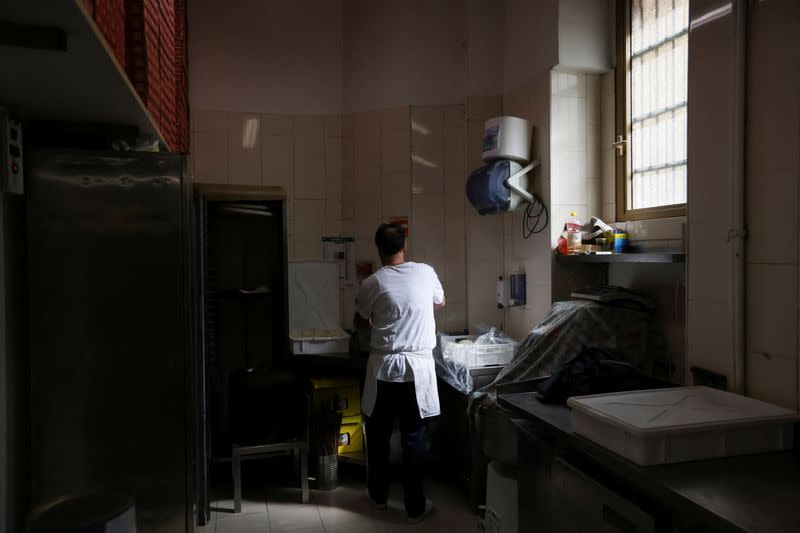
left=0, top=108, right=24, bottom=195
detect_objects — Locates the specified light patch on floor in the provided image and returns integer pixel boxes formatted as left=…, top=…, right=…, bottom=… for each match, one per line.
left=200, top=477, right=478, bottom=532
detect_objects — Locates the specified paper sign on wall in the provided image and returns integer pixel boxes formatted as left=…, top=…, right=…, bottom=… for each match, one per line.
left=322, top=236, right=356, bottom=287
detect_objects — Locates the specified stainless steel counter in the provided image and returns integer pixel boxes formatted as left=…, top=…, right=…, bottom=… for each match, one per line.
left=499, top=389, right=800, bottom=533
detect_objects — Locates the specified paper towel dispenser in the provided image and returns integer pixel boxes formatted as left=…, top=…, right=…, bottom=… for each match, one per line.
left=466, top=159, right=536, bottom=215
left=466, top=116, right=547, bottom=237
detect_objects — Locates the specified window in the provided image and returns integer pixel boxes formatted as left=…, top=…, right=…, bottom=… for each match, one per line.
left=616, top=0, right=689, bottom=220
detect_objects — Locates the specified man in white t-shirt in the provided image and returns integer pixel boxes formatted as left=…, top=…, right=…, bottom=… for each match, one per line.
left=354, top=223, right=445, bottom=524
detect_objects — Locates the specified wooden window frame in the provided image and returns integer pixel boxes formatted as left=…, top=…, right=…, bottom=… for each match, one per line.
left=615, top=0, right=687, bottom=221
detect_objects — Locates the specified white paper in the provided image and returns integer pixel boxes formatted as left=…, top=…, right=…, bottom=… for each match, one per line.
left=322, top=236, right=356, bottom=287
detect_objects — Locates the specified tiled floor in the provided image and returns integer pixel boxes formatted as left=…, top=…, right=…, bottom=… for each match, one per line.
left=198, top=475, right=478, bottom=533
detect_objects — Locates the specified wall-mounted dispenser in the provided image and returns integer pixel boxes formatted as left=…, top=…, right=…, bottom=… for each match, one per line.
left=466, top=116, right=547, bottom=238
left=509, top=271, right=526, bottom=306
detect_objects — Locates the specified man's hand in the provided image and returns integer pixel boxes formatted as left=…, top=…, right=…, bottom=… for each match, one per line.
left=434, top=297, right=446, bottom=312
left=353, top=312, right=371, bottom=330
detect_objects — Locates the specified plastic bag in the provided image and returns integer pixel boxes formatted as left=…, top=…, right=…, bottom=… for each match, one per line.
left=434, top=328, right=518, bottom=395
left=474, top=327, right=516, bottom=347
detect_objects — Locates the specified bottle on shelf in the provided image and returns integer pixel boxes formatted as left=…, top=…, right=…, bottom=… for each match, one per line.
left=566, top=212, right=583, bottom=255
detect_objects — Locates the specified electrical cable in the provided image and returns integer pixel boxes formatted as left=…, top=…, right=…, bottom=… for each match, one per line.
left=522, top=194, right=549, bottom=239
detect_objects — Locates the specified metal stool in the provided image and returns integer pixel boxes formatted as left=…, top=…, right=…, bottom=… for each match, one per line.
left=231, top=393, right=311, bottom=511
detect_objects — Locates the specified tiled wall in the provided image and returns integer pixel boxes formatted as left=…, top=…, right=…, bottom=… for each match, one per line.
left=550, top=67, right=687, bottom=379
left=188, top=0, right=343, bottom=115
left=409, top=106, right=468, bottom=332
left=686, top=0, right=800, bottom=407
left=466, top=96, right=505, bottom=330
left=742, top=0, right=800, bottom=409
left=501, top=79, right=556, bottom=340
left=549, top=70, right=602, bottom=247
left=686, top=0, right=737, bottom=390
left=339, top=103, right=493, bottom=334
left=339, top=108, right=411, bottom=327
left=599, top=71, right=616, bottom=222
left=190, top=110, right=344, bottom=263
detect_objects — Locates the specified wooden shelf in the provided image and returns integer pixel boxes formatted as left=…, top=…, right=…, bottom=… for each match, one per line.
left=555, top=252, right=686, bottom=264
left=0, top=0, right=167, bottom=147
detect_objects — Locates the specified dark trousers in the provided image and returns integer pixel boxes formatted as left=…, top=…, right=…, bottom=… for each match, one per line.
left=366, top=380, right=427, bottom=517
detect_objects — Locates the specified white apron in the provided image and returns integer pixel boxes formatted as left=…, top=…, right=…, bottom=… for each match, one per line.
left=361, top=350, right=441, bottom=419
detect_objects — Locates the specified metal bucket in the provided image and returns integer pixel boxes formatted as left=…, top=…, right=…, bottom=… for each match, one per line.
left=316, top=454, right=339, bottom=491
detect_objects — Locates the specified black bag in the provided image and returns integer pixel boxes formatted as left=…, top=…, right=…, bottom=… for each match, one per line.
left=535, top=347, right=645, bottom=405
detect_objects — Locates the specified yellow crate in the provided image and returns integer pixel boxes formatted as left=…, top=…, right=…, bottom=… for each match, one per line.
left=338, top=415, right=364, bottom=454
left=310, top=377, right=361, bottom=418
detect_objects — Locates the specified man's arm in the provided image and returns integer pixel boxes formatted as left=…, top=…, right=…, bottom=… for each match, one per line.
left=353, top=312, right=371, bottom=330
left=434, top=297, right=446, bottom=311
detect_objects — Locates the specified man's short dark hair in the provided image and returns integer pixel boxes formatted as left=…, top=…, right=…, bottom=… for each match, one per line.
left=375, top=223, right=406, bottom=256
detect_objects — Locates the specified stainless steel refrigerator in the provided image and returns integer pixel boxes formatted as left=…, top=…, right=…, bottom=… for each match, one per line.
left=26, top=149, right=198, bottom=533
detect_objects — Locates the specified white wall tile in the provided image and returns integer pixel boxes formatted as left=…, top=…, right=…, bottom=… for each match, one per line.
left=380, top=107, right=410, bottom=133
left=587, top=124, right=601, bottom=179
left=193, top=109, right=229, bottom=183
left=227, top=112, right=261, bottom=185
left=552, top=150, right=588, bottom=206
left=586, top=74, right=601, bottom=126
left=687, top=222, right=728, bottom=304
left=341, top=136, right=355, bottom=220
left=381, top=171, right=412, bottom=220
left=411, top=108, right=444, bottom=151
left=551, top=96, right=587, bottom=153
left=587, top=178, right=601, bottom=217
left=340, top=286, right=356, bottom=329
left=442, top=301, right=467, bottom=334
left=503, top=87, right=531, bottom=119
left=352, top=113, right=382, bottom=245
left=626, top=217, right=686, bottom=242
left=411, top=151, right=445, bottom=197
left=324, top=135, right=342, bottom=234
left=602, top=202, right=615, bottom=223
left=325, top=115, right=342, bottom=138
left=466, top=119, right=487, bottom=169
left=444, top=132, right=466, bottom=181
left=381, top=129, right=410, bottom=175
left=747, top=263, right=797, bottom=358
left=294, top=199, right=325, bottom=261
left=746, top=169, right=798, bottom=265
left=294, top=117, right=325, bottom=199
left=467, top=94, right=502, bottom=120
left=687, top=298, right=733, bottom=383
left=551, top=70, right=587, bottom=98
left=261, top=114, right=293, bottom=136
left=467, top=211, right=504, bottom=329
left=747, top=350, right=797, bottom=409
left=261, top=117, right=293, bottom=189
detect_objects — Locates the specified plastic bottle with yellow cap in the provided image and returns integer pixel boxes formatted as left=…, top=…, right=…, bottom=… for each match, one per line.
left=566, top=212, right=583, bottom=255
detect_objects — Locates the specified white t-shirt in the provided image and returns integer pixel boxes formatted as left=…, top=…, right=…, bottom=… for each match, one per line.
left=356, top=262, right=445, bottom=382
